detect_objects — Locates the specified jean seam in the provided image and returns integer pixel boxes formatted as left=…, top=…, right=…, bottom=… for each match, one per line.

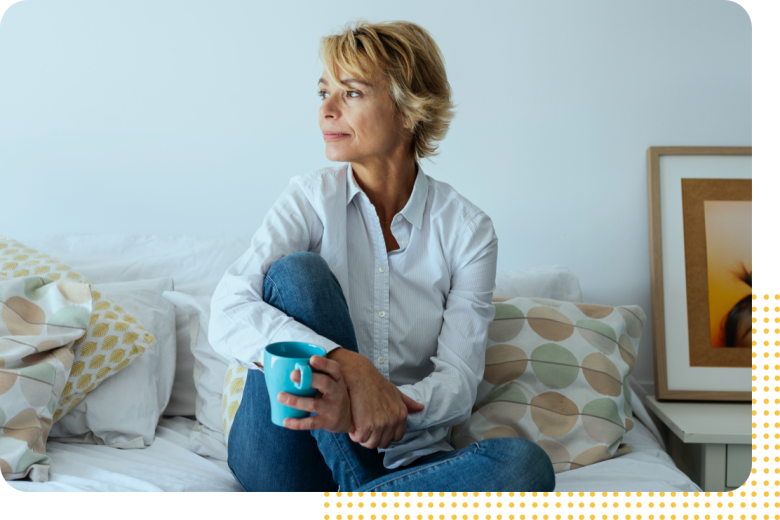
left=227, top=460, right=248, bottom=492
left=329, top=433, right=364, bottom=491
left=362, top=449, right=473, bottom=491
left=264, top=273, right=288, bottom=314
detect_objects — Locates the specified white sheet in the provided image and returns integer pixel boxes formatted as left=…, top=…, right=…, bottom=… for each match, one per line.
left=3, top=413, right=699, bottom=492
left=553, top=418, right=701, bottom=491
left=551, top=386, right=699, bottom=491
left=4, top=417, right=242, bottom=492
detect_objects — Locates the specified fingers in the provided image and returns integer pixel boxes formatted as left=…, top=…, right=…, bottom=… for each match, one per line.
left=309, top=355, right=343, bottom=381
left=350, top=428, right=370, bottom=444
left=399, top=392, right=425, bottom=413
left=278, top=392, right=319, bottom=413
left=361, top=428, right=383, bottom=450
left=283, top=415, right=322, bottom=431
left=377, top=425, right=395, bottom=450
left=290, top=371, right=337, bottom=395
left=392, top=421, right=406, bottom=443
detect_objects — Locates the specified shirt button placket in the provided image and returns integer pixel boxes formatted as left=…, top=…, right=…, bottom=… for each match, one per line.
left=383, top=259, right=390, bottom=378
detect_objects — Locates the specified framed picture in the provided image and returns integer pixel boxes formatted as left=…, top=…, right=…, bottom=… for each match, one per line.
left=646, top=146, right=752, bottom=401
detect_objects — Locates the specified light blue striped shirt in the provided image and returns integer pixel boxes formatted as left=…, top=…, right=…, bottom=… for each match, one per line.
left=209, top=160, right=498, bottom=468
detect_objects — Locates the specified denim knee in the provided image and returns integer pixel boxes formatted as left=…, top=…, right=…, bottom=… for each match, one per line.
left=264, top=252, right=337, bottom=308
left=478, top=437, right=556, bottom=492
left=267, top=251, right=330, bottom=282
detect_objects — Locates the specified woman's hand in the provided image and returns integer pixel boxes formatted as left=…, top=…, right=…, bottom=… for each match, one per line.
left=327, top=348, right=424, bottom=450
left=278, top=355, right=355, bottom=434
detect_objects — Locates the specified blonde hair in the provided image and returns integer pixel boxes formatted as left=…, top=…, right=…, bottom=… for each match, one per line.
left=318, top=19, right=457, bottom=162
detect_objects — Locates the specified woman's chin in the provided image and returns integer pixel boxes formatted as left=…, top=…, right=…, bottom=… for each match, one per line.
left=325, top=149, right=350, bottom=162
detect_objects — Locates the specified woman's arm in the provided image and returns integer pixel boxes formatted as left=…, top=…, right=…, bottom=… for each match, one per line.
left=208, top=180, right=339, bottom=370
left=396, top=210, right=498, bottom=433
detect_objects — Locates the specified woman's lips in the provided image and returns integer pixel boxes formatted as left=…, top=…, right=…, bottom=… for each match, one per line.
left=324, top=133, right=350, bottom=141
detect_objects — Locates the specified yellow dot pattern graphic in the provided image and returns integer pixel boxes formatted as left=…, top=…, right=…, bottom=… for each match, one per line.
left=320, top=294, right=773, bottom=519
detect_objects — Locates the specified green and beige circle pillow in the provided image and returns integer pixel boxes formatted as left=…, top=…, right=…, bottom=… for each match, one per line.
left=451, top=296, right=645, bottom=473
left=0, top=274, right=92, bottom=481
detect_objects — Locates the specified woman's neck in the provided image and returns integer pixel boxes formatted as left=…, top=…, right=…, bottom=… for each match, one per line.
left=351, top=158, right=417, bottom=223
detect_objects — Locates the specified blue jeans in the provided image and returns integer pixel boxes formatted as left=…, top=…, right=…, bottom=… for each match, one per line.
left=226, top=252, right=556, bottom=492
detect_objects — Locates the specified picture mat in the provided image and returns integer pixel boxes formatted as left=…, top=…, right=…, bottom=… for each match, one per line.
left=660, top=154, right=751, bottom=392
left=681, top=178, right=753, bottom=368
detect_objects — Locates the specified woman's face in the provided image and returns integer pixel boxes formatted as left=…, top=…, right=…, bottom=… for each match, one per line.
left=318, top=67, right=410, bottom=164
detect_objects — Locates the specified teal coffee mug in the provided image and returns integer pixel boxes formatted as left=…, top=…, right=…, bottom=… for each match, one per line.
left=263, top=341, right=326, bottom=427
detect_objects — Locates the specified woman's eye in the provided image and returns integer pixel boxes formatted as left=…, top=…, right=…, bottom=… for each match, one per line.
left=317, top=90, right=359, bottom=100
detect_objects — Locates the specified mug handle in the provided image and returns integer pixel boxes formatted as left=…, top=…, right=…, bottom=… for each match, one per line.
left=294, top=363, right=311, bottom=391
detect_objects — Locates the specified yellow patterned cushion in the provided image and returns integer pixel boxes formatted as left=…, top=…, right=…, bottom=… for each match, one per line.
left=0, top=236, right=156, bottom=422
left=222, top=360, right=248, bottom=446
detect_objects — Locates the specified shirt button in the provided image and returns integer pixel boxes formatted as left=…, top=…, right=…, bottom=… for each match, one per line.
left=378, top=357, right=385, bottom=364
left=401, top=239, right=408, bottom=245
left=378, top=311, right=386, bottom=318
left=379, top=266, right=386, bottom=273
left=395, top=215, right=402, bottom=222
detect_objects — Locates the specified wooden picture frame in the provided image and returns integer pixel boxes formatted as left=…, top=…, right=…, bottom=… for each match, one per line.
left=647, top=146, right=752, bottom=401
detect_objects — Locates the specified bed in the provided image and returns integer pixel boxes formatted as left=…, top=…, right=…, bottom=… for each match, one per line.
left=4, top=396, right=700, bottom=492
left=1, top=234, right=702, bottom=492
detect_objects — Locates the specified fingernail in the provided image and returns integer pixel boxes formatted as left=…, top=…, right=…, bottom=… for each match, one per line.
left=278, top=392, right=286, bottom=404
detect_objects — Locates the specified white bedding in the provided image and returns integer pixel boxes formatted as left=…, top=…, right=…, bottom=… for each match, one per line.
left=5, top=417, right=242, bottom=492
left=1, top=234, right=702, bottom=492
left=3, top=412, right=699, bottom=492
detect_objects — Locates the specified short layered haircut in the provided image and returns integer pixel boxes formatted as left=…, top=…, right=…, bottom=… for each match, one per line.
left=319, top=19, right=457, bottom=161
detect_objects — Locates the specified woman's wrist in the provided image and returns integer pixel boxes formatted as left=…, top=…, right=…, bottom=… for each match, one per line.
left=326, top=346, right=358, bottom=364
left=326, top=347, right=372, bottom=386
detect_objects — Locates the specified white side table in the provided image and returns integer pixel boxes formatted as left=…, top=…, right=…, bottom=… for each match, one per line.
left=644, top=397, right=752, bottom=492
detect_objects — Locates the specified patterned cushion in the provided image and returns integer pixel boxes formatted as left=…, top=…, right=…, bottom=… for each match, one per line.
left=0, top=237, right=156, bottom=422
left=223, top=360, right=248, bottom=446
left=451, top=296, right=645, bottom=473
left=0, top=275, right=92, bottom=481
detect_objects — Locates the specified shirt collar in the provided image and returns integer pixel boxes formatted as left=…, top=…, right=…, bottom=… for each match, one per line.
left=345, top=161, right=428, bottom=230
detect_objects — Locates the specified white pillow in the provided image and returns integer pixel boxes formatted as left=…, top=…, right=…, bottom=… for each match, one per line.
left=21, top=234, right=252, bottom=418
left=163, top=306, right=197, bottom=417
left=23, top=234, right=251, bottom=296
left=494, top=265, right=583, bottom=302
left=162, top=290, right=229, bottom=461
left=48, top=277, right=177, bottom=448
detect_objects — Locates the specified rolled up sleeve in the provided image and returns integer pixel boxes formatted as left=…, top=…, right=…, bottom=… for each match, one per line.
left=207, top=181, right=342, bottom=371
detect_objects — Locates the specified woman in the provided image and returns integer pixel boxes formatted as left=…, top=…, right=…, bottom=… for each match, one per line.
left=208, top=19, right=555, bottom=492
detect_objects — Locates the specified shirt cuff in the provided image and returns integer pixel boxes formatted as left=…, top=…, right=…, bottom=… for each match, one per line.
left=397, top=384, right=425, bottom=432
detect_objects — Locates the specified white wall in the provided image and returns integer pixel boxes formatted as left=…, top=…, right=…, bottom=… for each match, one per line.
left=0, top=0, right=751, bottom=388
